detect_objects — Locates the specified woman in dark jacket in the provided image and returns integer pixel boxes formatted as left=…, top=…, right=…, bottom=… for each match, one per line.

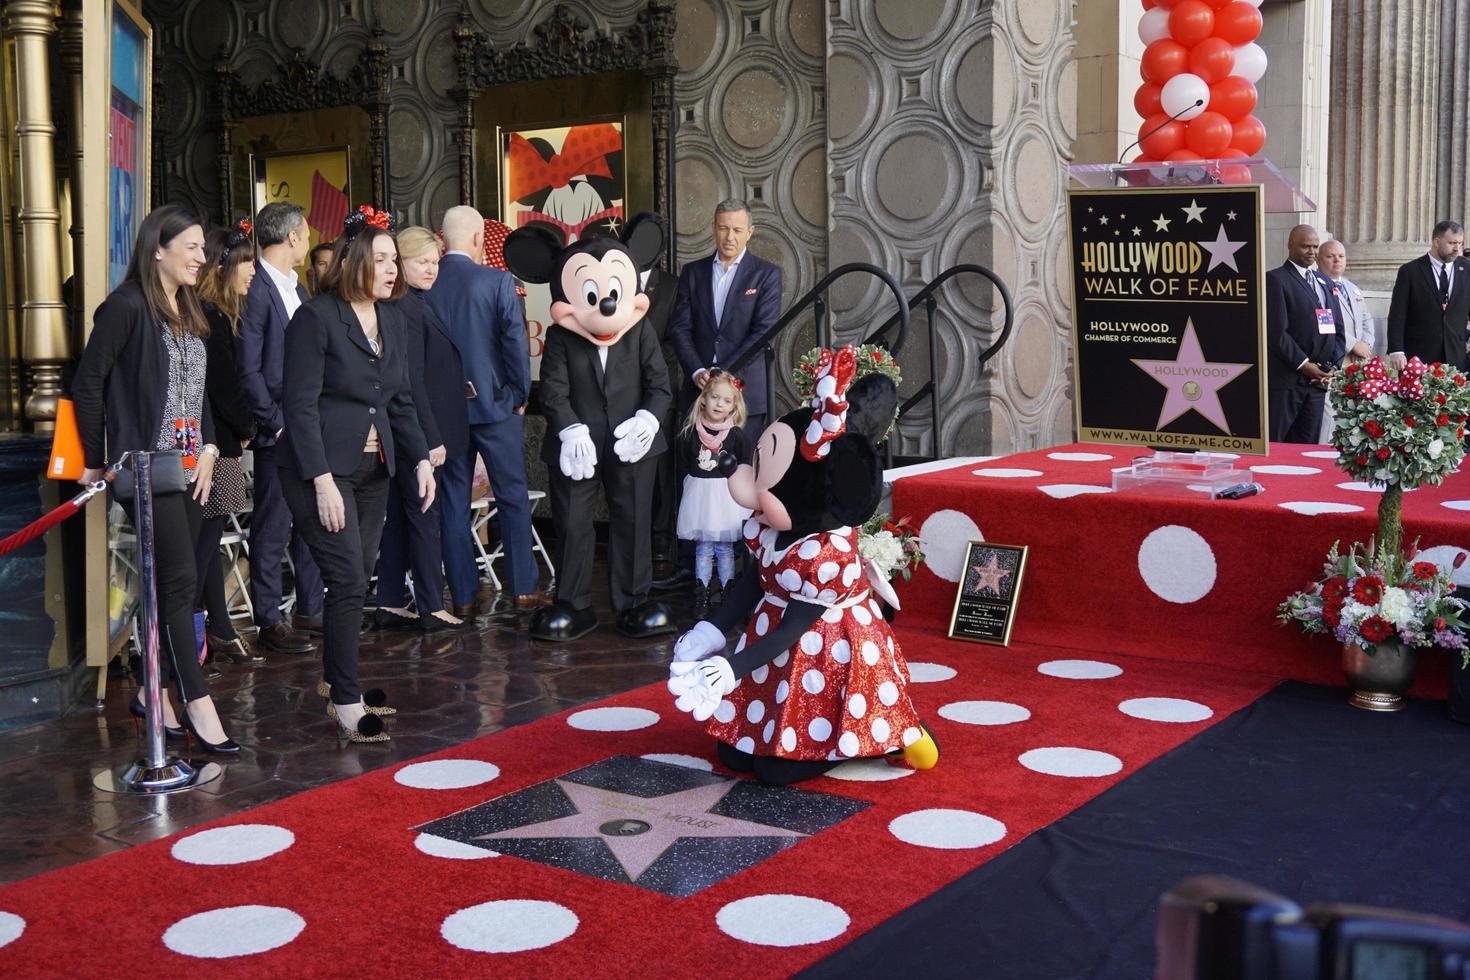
left=373, top=225, right=470, bottom=631
left=279, top=207, right=433, bottom=743
left=73, top=204, right=239, bottom=753
left=192, top=220, right=263, bottom=666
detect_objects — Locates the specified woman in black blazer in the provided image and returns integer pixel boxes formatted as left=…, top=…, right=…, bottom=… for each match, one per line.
left=72, top=204, right=239, bottom=753
left=373, top=226, right=471, bottom=631
left=192, top=221, right=263, bottom=667
left=279, top=208, right=433, bottom=743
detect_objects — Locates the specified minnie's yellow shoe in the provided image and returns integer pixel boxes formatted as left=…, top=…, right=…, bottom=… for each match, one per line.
left=895, top=724, right=940, bottom=770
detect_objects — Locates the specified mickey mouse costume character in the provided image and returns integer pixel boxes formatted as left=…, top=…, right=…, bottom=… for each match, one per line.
left=667, top=346, right=939, bottom=785
left=503, top=213, right=676, bottom=642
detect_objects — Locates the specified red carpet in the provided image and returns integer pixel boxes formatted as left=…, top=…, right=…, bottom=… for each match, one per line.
left=0, top=631, right=1275, bottom=977
left=893, top=442, right=1465, bottom=690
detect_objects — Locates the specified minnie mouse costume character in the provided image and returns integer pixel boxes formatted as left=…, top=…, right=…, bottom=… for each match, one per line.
left=503, top=213, right=676, bottom=642
left=667, top=346, right=939, bottom=785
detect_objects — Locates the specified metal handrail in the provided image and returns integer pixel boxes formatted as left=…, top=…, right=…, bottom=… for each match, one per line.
left=725, top=262, right=910, bottom=417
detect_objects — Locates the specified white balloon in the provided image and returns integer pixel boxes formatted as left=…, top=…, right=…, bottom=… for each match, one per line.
left=1138, top=8, right=1170, bottom=45
left=1233, top=43, right=1268, bottom=84
left=1160, top=73, right=1210, bottom=121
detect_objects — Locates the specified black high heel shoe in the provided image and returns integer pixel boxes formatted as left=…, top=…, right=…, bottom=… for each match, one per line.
left=129, top=697, right=187, bottom=740
left=180, top=706, right=242, bottom=755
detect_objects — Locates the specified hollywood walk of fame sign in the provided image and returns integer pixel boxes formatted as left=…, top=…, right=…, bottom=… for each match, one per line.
left=949, top=542, right=1029, bottom=647
left=413, top=756, right=869, bottom=898
left=1066, top=184, right=1268, bottom=455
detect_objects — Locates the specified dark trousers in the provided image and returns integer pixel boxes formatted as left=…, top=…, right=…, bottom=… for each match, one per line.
left=250, top=444, right=325, bottom=626
left=281, top=454, right=389, bottom=706
left=138, top=491, right=209, bottom=701
left=1269, top=385, right=1326, bottom=444
left=440, top=414, right=538, bottom=603
left=550, top=456, right=655, bottom=612
left=375, top=460, right=446, bottom=613
left=651, top=405, right=679, bottom=562
left=193, top=514, right=237, bottom=640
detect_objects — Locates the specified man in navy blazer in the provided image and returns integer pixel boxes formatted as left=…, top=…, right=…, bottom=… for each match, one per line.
left=1265, top=224, right=1346, bottom=443
left=427, top=206, right=547, bottom=614
left=668, top=199, right=783, bottom=437
left=236, top=202, right=322, bottom=654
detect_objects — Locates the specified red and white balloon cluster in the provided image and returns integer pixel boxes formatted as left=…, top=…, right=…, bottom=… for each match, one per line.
left=1134, top=0, right=1266, bottom=182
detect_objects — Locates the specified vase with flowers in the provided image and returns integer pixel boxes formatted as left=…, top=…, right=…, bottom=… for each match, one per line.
left=1276, top=356, right=1470, bottom=710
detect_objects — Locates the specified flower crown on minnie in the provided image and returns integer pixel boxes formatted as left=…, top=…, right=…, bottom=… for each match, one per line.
left=341, top=204, right=395, bottom=243
left=220, top=218, right=252, bottom=267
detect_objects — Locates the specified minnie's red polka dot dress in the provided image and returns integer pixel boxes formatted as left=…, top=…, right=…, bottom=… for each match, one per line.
left=704, top=518, right=924, bottom=761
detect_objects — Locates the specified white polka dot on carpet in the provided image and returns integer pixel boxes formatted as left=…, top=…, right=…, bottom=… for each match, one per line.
left=1302, top=450, right=1340, bottom=459
left=906, top=662, right=957, bottom=683
left=414, top=833, right=498, bottom=860
left=824, top=758, right=915, bottom=781
left=938, top=700, right=1031, bottom=726
left=1442, top=500, right=1470, bottom=511
left=1046, top=451, right=1114, bottom=462
left=640, top=753, right=714, bottom=772
left=888, top=808, right=1007, bottom=849
left=1250, top=464, right=1321, bottom=475
left=1037, top=484, right=1112, bottom=499
left=716, top=895, right=850, bottom=946
left=1037, top=659, right=1122, bottom=679
left=1019, top=747, right=1123, bottom=777
left=0, top=911, right=24, bottom=950
left=162, top=906, right=305, bottom=958
left=972, top=467, right=1043, bottom=479
left=566, top=707, right=659, bottom=732
left=394, top=759, right=501, bottom=789
left=441, top=900, right=578, bottom=953
left=1119, top=697, right=1213, bottom=723
left=1137, top=525, right=1216, bottom=603
left=919, top=510, right=983, bottom=582
left=1278, top=501, right=1364, bottom=516
left=171, top=824, right=294, bottom=866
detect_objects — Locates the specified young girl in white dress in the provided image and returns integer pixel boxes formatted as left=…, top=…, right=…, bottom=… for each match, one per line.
left=676, top=370, right=753, bottom=617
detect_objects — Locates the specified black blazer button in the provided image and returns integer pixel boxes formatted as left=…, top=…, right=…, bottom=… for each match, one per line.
left=368, top=407, right=377, bottom=415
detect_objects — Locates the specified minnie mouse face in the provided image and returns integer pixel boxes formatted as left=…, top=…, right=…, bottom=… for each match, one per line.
left=503, top=214, right=665, bottom=349
left=729, top=419, right=799, bottom=530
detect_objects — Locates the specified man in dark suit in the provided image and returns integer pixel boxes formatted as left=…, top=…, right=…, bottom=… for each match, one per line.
left=237, top=202, right=321, bottom=655
left=668, top=199, right=783, bottom=438
left=428, top=206, right=548, bottom=615
left=1265, top=224, right=1346, bottom=443
left=642, top=264, right=687, bottom=585
left=1387, top=219, right=1470, bottom=372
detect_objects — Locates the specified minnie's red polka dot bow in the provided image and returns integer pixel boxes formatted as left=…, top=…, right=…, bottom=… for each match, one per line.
left=801, top=345, right=858, bottom=461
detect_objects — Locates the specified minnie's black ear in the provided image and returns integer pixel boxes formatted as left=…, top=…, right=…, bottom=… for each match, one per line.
left=845, top=371, right=898, bottom=444
left=823, top=435, right=883, bottom=528
left=503, top=222, right=566, bottom=284
left=621, top=212, right=666, bottom=270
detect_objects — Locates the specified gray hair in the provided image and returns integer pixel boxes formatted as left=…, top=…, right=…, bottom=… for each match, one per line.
left=255, top=202, right=306, bottom=247
left=713, top=198, right=750, bottom=220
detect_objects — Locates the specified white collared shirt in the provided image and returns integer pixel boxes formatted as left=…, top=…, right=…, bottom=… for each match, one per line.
left=711, top=248, right=746, bottom=330
left=262, top=258, right=302, bottom=321
left=445, top=249, right=477, bottom=262
left=1430, top=253, right=1455, bottom=297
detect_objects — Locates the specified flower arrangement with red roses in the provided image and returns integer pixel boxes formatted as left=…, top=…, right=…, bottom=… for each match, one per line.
left=1278, top=540, right=1468, bottom=662
left=857, top=513, right=924, bottom=583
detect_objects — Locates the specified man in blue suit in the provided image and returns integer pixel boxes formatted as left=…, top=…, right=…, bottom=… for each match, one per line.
left=237, top=202, right=322, bottom=655
left=429, top=206, right=548, bottom=614
left=668, top=199, right=784, bottom=438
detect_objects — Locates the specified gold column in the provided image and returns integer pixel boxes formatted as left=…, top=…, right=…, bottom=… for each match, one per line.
left=59, top=0, right=84, bottom=349
left=3, top=0, right=68, bottom=432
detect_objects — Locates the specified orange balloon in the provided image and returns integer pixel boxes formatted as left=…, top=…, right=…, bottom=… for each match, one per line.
left=1208, top=75, right=1257, bottom=121
left=1184, top=111, right=1233, bottom=156
left=1143, top=0, right=1157, bottom=7
left=1153, top=0, right=1183, bottom=7
left=1188, top=36, right=1236, bottom=84
left=1142, top=39, right=1190, bottom=83
left=1229, top=114, right=1267, bottom=155
left=1219, top=147, right=1249, bottom=159
left=1219, top=163, right=1253, bottom=184
left=1139, top=113, right=1187, bottom=158
left=1135, top=83, right=1165, bottom=119
left=1134, top=155, right=1159, bottom=164
left=1165, top=148, right=1204, bottom=162
left=1203, top=0, right=1234, bottom=8
left=1169, top=0, right=1216, bottom=46
left=1213, top=1, right=1263, bottom=45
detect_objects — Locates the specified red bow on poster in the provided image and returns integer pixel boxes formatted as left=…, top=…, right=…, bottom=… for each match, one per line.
left=506, top=123, right=621, bottom=202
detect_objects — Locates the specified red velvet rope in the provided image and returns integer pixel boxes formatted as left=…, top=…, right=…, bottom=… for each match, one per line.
left=0, top=485, right=102, bottom=558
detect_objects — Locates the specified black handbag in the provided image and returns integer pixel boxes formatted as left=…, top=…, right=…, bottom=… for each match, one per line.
left=110, top=450, right=189, bottom=502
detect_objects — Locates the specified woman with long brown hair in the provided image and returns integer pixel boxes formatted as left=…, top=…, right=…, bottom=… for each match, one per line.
left=73, top=204, right=239, bottom=753
left=192, top=219, right=263, bottom=667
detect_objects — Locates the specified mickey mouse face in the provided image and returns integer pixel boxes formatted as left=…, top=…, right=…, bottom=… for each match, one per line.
left=549, top=248, right=650, bottom=347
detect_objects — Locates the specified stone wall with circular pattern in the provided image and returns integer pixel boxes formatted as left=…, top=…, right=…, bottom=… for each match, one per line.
left=827, top=0, right=1075, bottom=457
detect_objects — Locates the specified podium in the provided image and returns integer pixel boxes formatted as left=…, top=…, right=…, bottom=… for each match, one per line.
left=1068, top=158, right=1315, bottom=214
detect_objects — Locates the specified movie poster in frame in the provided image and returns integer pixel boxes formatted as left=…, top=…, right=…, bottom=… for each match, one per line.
left=498, top=116, right=626, bottom=379
left=249, top=147, right=352, bottom=277
left=108, top=2, right=150, bottom=292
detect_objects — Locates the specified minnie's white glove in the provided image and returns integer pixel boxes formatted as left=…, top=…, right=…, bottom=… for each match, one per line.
left=558, top=423, right=597, bottom=480
left=673, top=620, right=727, bottom=662
left=668, top=655, right=736, bottom=721
left=612, top=410, right=660, bottom=464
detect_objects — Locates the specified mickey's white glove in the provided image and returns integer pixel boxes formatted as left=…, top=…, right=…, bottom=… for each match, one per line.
left=612, top=410, right=660, bottom=464
left=558, top=423, right=597, bottom=480
left=673, top=620, right=727, bottom=663
left=668, top=655, right=736, bottom=721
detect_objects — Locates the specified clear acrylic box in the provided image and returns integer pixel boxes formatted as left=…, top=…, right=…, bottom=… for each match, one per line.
left=1111, top=451, right=1249, bottom=499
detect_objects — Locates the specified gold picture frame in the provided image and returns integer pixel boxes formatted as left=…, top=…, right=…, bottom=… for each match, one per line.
left=947, top=541, right=1029, bottom=646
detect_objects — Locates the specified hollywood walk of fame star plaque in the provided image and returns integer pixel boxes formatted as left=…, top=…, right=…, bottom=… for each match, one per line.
left=948, top=541, right=1029, bottom=646
left=1065, top=184, right=1268, bottom=455
left=412, top=756, right=870, bottom=898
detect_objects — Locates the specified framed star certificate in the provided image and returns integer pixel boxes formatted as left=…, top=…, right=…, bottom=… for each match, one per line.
left=948, top=542, right=1029, bottom=646
left=1066, top=184, right=1268, bottom=455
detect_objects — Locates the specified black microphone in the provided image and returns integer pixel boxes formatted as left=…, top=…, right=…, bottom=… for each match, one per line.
left=1118, top=98, right=1207, bottom=166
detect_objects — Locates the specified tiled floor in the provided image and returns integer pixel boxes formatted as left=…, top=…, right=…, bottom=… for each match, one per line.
left=0, top=573, right=693, bottom=886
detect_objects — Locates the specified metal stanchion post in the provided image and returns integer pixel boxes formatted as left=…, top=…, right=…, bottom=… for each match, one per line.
left=95, top=452, right=221, bottom=795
